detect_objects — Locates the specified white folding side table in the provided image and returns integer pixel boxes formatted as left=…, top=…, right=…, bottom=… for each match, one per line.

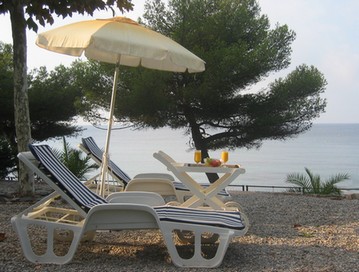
left=153, top=151, right=245, bottom=210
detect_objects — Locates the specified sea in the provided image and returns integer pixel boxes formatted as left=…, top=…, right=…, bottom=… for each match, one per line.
left=44, top=123, right=359, bottom=192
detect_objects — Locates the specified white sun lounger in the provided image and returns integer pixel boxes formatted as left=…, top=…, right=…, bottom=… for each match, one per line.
left=12, top=144, right=247, bottom=268
left=79, top=136, right=229, bottom=201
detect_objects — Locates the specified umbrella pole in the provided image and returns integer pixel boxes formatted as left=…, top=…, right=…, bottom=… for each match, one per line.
left=99, top=62, right=120, bottom=197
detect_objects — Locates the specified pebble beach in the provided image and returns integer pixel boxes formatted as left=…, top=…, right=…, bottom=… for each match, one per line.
left=0, top=181, right=358, bottom=272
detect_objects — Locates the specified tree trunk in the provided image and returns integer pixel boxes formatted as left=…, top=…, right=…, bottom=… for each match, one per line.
left=10, top=2, right=33, bottom=195
left=189, top=120, right=219, bottom=183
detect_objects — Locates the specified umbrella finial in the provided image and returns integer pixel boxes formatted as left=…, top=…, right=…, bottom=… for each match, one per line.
left=98, top=16, right=139, bottom=26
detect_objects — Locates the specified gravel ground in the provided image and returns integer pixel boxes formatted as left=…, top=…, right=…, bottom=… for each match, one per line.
left=0, top=181, right=358, bottom=272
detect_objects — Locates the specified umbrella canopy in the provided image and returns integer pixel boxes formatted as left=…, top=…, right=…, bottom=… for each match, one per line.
left=36, top=16, right=205, bottom=197
left=36, top=17, right=205, bottom=73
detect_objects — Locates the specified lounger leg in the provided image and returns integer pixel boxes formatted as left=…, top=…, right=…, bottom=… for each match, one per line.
left=11, top=216, right=83, bottom=264
left=159, top=222, right=234, bottom=268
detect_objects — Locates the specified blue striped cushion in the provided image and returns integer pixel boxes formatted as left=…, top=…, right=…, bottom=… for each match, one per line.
left=154, top=206, right=245, bottom=230
left=82, top=137, right=131, bottom=184
left=30, top=144, right=107, bottom=212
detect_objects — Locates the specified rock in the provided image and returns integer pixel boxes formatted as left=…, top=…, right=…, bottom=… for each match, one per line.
left=346, top=193, right=359, bottom=200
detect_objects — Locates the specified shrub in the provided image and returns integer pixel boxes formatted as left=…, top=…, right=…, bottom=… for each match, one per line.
left=0, top=136, right=16, bottom=179
left=53, top=137, right=98, bottom=180
left=286, top=167, right=349, bottom=196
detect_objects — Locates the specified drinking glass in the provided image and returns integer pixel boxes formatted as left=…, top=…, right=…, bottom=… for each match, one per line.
left=221, top=151, right=229, bottom=164
left=194, top=150, right=202, bottom=164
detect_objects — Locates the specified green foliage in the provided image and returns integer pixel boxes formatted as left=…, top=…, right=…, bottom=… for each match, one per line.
left=63, top=1, right=328, bottom=185
left=53, top=137, right=98, bottom=180
left=28, top=65, right=84, bottom=141
left=286, top=167, right=350, bottom=196
left=0, top=136, right=16, bottom=179
left=0, top=43, right=84, bottom=142
left=0, top=42, right=82, bottom=140
left=0, top=1, right=134, bottom=32
left=68, top=60, right=117, bottom=124
left=1, top=0, right=133, bottom=195
left=111, top=0, right=327, bottom=154
left=0, top=42, right=15, bottom=146
left=0, top=42, right=85, bottom=174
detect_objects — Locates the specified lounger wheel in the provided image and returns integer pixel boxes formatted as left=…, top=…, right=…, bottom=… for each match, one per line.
left=224, top=201, right=250, bottom=235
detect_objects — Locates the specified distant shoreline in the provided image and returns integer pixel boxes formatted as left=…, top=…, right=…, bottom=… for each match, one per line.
left=1, top=179, right=358, bottom=199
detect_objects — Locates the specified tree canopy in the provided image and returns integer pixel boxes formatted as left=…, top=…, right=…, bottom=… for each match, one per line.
left=0, top=43, right=82, bottom=143
left=28, top=66, right=83, bottom=141
left=114, top=0, right=327, bottom=154
left=0, top=42, right=84, bottom=177
left=0, top=0, right=327, bottom=185
left=69, top=0, right=327, bottom=183
left=0, top=0, right=133, bottom=195
left=0, top=0, right=133, bottom=31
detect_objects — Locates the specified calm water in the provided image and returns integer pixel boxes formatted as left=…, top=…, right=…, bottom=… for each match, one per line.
left=45, top=124, right=359, bottom=190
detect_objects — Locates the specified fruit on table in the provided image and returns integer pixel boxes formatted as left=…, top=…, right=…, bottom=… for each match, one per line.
left=204, top=158, right=222, bottom=167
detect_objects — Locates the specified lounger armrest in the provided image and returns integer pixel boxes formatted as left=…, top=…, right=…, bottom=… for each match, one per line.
left=133, top=173, right=175, bottom=181
left=106, top=191, right=165, bottom=206
left=84, top=203, right=160, bottom=231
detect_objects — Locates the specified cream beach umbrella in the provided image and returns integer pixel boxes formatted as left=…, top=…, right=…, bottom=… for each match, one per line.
left=36, top=16, right=205, bottom=197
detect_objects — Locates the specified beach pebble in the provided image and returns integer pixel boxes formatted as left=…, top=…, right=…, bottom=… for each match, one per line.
left=0, top=181, right=358, bottom=271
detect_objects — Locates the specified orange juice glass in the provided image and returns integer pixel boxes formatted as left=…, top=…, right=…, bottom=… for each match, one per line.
left=194, top=150, right=202, bottom=164
left=221, top=151, right=229, bottom=164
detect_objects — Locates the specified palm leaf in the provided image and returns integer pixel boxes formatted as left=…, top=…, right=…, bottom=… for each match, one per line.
left=286, top=172, right=311, bottom=193
left=286, top=168, right=349, bottom=195
left=52, top=137, right=98, bottom=179
left=327, top=173, right=350, bottom=184
left=304, top=167, right=320, bottom=194
left=321, top=173, right=350, bottom=195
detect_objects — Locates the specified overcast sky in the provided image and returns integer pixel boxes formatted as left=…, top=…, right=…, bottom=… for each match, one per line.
left=1, top=0, right=358, bottom=124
